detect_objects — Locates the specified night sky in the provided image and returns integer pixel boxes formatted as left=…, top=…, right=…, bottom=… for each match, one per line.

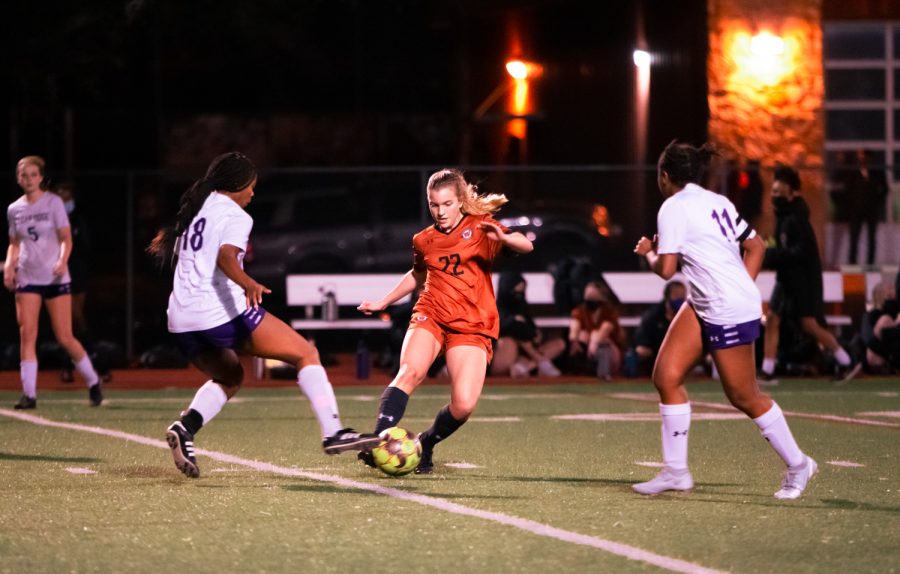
left=2, top=0, right=708, bottom=171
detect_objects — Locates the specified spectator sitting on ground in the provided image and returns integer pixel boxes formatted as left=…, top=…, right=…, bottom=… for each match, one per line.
left=568, top=280, right=625, bottom=379
left=632, top=280, right=686, bottom=377
left=864, top=280, right=900, bottom=372
left=490, top=271, right=564, bottom=378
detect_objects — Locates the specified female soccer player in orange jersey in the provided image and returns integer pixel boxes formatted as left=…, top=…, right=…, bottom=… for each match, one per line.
left=358, top=168, right=533, bottom=474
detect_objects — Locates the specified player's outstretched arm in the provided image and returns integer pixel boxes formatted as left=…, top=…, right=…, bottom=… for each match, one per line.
left=480, top=221, right=533, bottom=254
left=216, top=244, right=271, bottom=309
left=358, top=269, right=423, bottom=315
left=634, top=235, right=678, bottom=280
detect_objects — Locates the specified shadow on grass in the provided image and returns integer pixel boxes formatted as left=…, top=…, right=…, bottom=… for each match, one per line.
left=821, top=498, right=900, bottom=514
left=0, top=452, right=101, bottom=463
left=473, top=474, right=738, bottom=488
left=677, top=494, right=900, bottom=514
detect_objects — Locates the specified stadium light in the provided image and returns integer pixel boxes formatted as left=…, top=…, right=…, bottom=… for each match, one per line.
left=632, top=49, right=651, bottom=69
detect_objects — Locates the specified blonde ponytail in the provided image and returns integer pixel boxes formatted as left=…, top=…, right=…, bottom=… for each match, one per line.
left=427, top=169, right=508, bottom=216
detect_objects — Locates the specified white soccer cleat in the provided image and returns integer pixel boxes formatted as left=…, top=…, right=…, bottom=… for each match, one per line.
left=774, top=455, right=818, bottom=500
left=632, top=468, right=694, bottom=495
left=537, top=359, right=561, bottom=377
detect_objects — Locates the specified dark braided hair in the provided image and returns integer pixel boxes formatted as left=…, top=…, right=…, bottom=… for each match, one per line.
left=147, top=152, right=256, bottom=267
left=657, top=140, right=717, bottom=188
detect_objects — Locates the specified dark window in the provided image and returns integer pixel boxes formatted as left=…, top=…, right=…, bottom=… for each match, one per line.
left=824, top=25, right=885, bottom=60
left=826, top=110, right=885, bottom=140
left=826, top=68, right=885, bottom=100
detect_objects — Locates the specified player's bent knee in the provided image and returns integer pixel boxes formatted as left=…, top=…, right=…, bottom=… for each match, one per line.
left=395, top=363, right=427, bottom=387
left=295, top=346, right=321, bottom=371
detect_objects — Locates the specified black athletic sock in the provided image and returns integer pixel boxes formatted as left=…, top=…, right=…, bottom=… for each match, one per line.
left=374, top=386, right=410, bottom=434
left=419, top=404, right=467, bottom=452
left=180, top=408, right=204, bottom=436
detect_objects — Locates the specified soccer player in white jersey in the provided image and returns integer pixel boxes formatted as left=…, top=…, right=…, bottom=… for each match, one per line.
left=147, top=152, right=378, bottom=478
left=4, top=156, right=103, bottom=409
left=632, top=141, right=817, bottom=500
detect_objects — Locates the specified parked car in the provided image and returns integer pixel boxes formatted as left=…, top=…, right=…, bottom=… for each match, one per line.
left=244, top=186, right=636, bottom=303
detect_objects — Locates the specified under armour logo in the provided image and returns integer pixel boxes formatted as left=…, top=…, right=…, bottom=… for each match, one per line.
left=377, top=414, right=394, bottom=422
left=673, top=430, right=688, bottom=437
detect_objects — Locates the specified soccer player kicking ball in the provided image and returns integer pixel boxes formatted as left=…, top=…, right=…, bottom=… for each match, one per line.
left=147, top=152, right=379, bottom=478
left=357, top=168, right=533, bottom=474
left=632, top=141, right=817, bottom=499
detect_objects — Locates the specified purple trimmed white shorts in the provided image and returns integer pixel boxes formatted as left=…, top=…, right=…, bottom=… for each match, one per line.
left=171, top=307, right=266, bottom=359
left=698, top=317, right=760, bottom=350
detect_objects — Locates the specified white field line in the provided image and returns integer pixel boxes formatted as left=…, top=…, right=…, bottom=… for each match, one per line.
left=826, top=460, right=865, bottom=468
left=64, top=467, right=97, bottom=475
left=0, top=408, right=727, bottom=574
left=855, top=411, right=900, bottom=418
left=608, top=393, right=900, bottom=429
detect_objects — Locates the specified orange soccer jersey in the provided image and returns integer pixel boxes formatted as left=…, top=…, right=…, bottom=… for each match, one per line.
left=411, top=214, right=510, bottom=339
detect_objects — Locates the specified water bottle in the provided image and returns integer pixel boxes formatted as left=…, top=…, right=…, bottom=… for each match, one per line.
left=623, top=348, right=638, bottom=378
left=356, top=340, right=370, bottom=380
left=321, top=289, right=338, bottom=321
left=595, top=346, right=611, bottom=380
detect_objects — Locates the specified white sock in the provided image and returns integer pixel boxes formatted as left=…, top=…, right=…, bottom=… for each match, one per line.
left=74, top=355, right=99, bottom=387
left=834, top=348, right=851, bottom=367
left=659, top=402, right=691, bottom=471
left=761, top=358, right=776, bottom=375
left=753, top=402, right=805, bottom=468
left=21, top=360, right=38, bottom=399
left=187, top=381, right=228, bottom=426
left=297, top=365, right=342, bottom=438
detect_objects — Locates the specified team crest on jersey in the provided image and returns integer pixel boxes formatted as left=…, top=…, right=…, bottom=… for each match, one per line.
left=462, top=228, right=473, bottom=239
left=416, top=315, right=428, bottom=322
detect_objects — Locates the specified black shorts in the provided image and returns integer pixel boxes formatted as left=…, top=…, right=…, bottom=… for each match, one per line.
left=769, top=282, right=824, bottom=320
left=16, top=283, right=72, bottom=299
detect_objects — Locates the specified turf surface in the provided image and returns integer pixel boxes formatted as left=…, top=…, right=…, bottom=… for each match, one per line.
left=1, top=378, right=898, bottom=573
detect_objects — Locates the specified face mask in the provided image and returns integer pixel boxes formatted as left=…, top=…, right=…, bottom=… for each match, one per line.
left=64, top=200, right=75, bottom=214
left=772, top=196, right=789, bottom=210
left=584, top=300, right=602, bottom=311
left=669, top=298, right=685, bottom=314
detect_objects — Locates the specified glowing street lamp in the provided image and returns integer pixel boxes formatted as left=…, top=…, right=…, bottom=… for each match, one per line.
left=632, top=49, right=651, bottom=69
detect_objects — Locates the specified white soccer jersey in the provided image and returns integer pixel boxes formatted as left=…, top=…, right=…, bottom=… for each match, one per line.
left=167, top=192, right=254, bottom=332
left=656, top=183, right=761, bottom=325
left=7, top=192, right=71, bottom=286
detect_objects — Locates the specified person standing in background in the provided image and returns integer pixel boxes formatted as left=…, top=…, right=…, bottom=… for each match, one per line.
left=847, top=149, right=888, bottom=266
left=4, top=156, right=103, bottom=409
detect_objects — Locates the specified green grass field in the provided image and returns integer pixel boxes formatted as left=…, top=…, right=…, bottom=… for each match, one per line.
left=1, top=379, right=898, bottom=573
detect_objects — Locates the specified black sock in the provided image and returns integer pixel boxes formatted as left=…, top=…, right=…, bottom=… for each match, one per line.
left=180, top=408, right=204, bottom=436
left=374, top=386, right=410, bottom=434
left=419, top=404, right=467, bottom=452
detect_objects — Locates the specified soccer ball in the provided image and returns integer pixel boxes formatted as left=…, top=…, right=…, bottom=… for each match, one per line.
left=371, top=427, right=421, bottom=476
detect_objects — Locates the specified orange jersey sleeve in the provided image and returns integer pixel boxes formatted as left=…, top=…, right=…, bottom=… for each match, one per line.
left=412, top=214, right=510, bottom=338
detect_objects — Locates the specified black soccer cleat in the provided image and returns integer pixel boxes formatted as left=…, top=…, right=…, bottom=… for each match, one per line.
left=833, top=362, right=863, bottom=384
left=166, top=421, right=199, bottom=478
left=358, top=450, right=376, bottom=468
left=414, top=448, right=434, bottom=475
left=322, top=428, right=381, bottom=455
left=13, top=395, right=37, bottom=410
left=88, top=383, right=103, bottom=407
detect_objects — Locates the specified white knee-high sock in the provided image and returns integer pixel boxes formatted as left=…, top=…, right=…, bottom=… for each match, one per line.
left=74, top=355, right=99, bottom=387
left=753, top=402, right=805, bottom=468
left=297, top=365, right=342, bottom=438
left=187, top=381, right=228, bottom=426
left=660, top=402, right=691, bottom=471
left=21, top=360, right=38, bottom=399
